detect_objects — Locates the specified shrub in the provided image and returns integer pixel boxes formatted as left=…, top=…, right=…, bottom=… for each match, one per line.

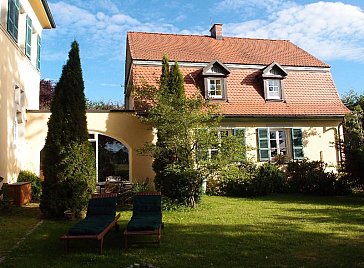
left=255, top=163, right=287, bottom=195
left=286, top=160, right=343, bottom=195
left=220, top=165, right=255, bottom=197
left=156, top=166, right=203, bottom=207
left=41, top=142, right=96, bottom=218
left=17, top=170, right=42, bottom=201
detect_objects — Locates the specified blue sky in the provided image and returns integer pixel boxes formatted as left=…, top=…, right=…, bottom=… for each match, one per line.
left=41, top=0, right=364, bottom=103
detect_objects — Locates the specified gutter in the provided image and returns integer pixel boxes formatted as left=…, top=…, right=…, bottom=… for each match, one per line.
left=41, top=0, right=56, bottom=28
left=222, top=114, right=345, bottom=122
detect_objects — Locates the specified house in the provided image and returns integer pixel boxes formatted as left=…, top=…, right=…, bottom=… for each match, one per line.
left=0, top=0, right=55, bottom=183
left=125, top=24, right=349, bottom=169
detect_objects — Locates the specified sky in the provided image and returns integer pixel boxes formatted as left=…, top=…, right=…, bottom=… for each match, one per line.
left=41, top=0, right=364, bottom=104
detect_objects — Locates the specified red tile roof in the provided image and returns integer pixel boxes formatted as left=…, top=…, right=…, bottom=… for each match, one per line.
left=132, top=66, right=349, bottom=117
left=127, top=32, right=329, bottom=68
left=127, top=31, right=348, bottom=117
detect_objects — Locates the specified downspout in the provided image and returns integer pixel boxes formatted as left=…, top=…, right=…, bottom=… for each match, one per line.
left=337, top=120, right=344, bottom=168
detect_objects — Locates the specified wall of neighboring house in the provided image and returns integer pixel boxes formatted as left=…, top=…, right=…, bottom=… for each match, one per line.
left=0, top=0, right=49, bottom=183
left=24, top=111, right=155, bottom=184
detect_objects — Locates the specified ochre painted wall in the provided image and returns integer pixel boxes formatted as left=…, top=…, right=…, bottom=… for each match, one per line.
left=220, top=119, right=343, bottom=171
left=24, top=111, right=155, bottom=183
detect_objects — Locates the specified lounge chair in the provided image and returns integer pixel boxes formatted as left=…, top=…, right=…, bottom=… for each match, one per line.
left=123, top=192, right=162, bottom=248
left=61, top=193, right=120, bottom=254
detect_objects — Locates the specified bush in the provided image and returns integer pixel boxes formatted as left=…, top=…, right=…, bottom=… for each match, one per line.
left=255, top=163, right=287, bottom=194
left=41, top=142, right=96, bottom=218
left=17, top=170, right=42, bottom=201
left=286, top=160, right=347, bottom=195
left=155, top=166, right=203, bottom=207
left=207, top=162, right=287, bottom=197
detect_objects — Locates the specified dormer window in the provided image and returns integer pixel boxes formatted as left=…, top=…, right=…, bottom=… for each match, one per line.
left=262, top=62, right=287, bottom=101
left=203, top=60, right=230, bottom=100
left=266, top=79, right=281, bottom=100
left=208, top=78, right=222, bottom=99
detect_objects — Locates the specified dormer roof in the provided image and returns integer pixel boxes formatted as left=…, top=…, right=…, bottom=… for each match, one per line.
left=262, top=62, right=288, bottom=78
left=202, top=60, right=230, bottom=76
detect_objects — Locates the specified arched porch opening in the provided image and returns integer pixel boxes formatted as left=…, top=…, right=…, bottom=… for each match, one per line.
left=39, top=132, right=130, bottom=184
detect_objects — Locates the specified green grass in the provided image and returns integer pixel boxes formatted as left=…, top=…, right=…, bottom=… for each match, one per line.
left=0, top=203, right=42, bottom=258
left=1, top=195, right=364, bottom=268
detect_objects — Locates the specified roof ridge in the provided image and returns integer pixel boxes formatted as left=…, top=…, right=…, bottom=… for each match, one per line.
left=127, top=31, right=290, bottom=42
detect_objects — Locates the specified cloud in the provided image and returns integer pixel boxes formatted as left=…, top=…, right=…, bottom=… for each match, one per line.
left=213, top=0, right=296, bottom=18
left=223, top=1, right=364, bottom=62
left=43, top=1, right=184, bottom=61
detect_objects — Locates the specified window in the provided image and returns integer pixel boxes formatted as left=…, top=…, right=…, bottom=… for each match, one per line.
left=208, top=78, right=222, bottom=99
left=25, top=15, right=32, bottom=58
left=36, top=35, right=41, bottom=70
left=266, top=80, right=281, bottom=100
left=196, top=128, right=245, bottom=161
left=258, top=128, right=303, bottom=161
left=269, top=129, right=287, bottom=158
left=203, top=60, right=230, bottom=100
left=262, top=62, right=287, bottom=101
left=7, top=0, right=20, bottom=42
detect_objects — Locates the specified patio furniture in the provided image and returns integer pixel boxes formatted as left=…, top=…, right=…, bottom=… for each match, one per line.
left=123, top=192, right=162, bottom=248
left=61, top=193, right=120, bottom=254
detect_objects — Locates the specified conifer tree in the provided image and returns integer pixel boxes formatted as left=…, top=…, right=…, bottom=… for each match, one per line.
left=40, top=41, right=96, bottom=218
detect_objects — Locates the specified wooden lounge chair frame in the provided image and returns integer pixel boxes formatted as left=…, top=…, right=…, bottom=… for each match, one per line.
left=123, top=191, right=162, bottom=248
left=61, top=193, right=120, bottom=254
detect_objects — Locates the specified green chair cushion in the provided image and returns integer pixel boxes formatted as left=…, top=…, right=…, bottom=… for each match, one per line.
left=127, top=216, right=161, bottom=231
left=68, top=215, right=115, bottom=235
left=86, top=197, right=117, bottom=217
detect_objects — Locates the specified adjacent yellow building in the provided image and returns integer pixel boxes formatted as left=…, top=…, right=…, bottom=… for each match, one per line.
left=0, top=0, right=55, bottom=183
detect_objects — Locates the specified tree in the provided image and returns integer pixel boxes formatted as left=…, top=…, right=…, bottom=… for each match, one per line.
left=39, top=79, right=55, bottom=110
left=341, top=91, right=364, bottom=188
left=136, top=55, right=245, bottom=206
left=40, top=41, right=96, bottom=218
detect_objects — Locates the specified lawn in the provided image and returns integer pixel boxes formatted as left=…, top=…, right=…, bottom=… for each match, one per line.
left=1, top=195, right=364, bottom=268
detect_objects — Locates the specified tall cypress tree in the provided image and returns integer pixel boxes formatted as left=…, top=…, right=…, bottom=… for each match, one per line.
left=40, top=41, right=96, bottom=218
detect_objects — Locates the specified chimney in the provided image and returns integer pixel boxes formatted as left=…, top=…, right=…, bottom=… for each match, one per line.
left=210, top=23, right=223, bottom=40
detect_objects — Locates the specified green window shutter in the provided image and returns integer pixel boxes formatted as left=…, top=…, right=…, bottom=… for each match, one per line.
left=292, top=128, right=304, bottom=160
left=258, top=128, right=270, bottom=161
left=7, top=0, right=19, bottom=42
left=233, top=128, right=246, bottom=160
left=25, top=16, right=32, bottom=58
left=36, top=35, right=41, bottom=70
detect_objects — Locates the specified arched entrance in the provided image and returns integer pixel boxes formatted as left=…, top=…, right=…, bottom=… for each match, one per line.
left=88, top=132, right=129, bottom=183
left=40, top=132, right=129, bottom=184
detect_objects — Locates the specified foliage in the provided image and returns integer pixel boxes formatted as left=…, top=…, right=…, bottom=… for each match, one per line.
left=255, top=163, right=287, bottom=194
left=17, top=170, right=42, bottom=201
left=340, top=91, right=364, bottom=188
left=40, top=41, right=96, bottom=218
left=135, top=55, right=220, bottom=207
left=285, top=159, right=346, bottom=195
left=86, top=99, right=124, bottom=110
left=208, top=162, right=286, bottom=197
left=39, top=79, right=55, bottom=110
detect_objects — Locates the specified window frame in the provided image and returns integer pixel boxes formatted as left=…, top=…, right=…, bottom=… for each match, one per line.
left=25, top=15, right=32, bottom=58
left=266, top=79, right=282, bottom=100
left=7, top=0, right=20, bottom=42
left=207, top=78, right=223, bottom=99
left=269, top=128, right=289, bottom=160
left=36, top=35, right=41, bottom=70
left=257, top=127, right=304, bottom=162
left=203, top=60, right=230, bottom=101
left=262, top=62, right=287, bottom=101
